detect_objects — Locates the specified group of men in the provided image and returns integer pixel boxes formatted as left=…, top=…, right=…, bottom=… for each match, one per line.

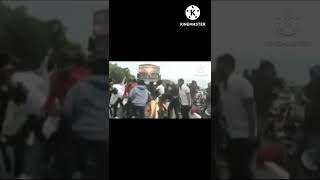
left=0, top=52, right=108, bottom=179
left=108, top=78, right=194, bottom=119
left=214, top=53, right=320, bottom=179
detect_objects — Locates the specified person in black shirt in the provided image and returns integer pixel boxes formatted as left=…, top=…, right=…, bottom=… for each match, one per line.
left=167, top=83, right=180, bottom=119
left=147, top=81, right=156, bottom=96
left=189, top=80, right=198, bottom=101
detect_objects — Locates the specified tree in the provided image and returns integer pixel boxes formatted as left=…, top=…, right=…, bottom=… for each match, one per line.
left=161, top=79, right=175, bottom=86
left=109, top=63, right=135, bottom=84
left=0, top=3, right=83, bottom=70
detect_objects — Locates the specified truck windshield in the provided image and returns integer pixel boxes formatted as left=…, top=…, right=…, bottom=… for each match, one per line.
left=138, top=73, right=159, bottom=79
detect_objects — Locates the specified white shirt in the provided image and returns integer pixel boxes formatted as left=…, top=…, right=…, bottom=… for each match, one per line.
left=12, top=71, right=49, bottom=116
left=179, top=84, right=191, bottom=106
left=156, top=84, right=165, bottom=96
left=109, top=84, right=125, bottom=105
left=219, top=72, right=257, bottom=138
left=113, top=84, right=125, bottom=97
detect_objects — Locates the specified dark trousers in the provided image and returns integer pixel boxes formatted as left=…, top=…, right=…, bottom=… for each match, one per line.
left=4, top=115, right=46, bottom=176
left=113, top=98, right=123, bottom=118
left=168, top=97, right=180, bottom=118
left=226, top=138, right=255, bottom=179
left=132, top=106, right=145, bottom=119
left=124, top=101, right=132, bottom=118
left=70, top=137, right=108, bottom=179
left=51, top=117, right=73, bottom=178
left=181, top=105, right=190, bottom=119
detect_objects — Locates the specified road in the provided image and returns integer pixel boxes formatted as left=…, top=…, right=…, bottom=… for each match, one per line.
left=216, top=160, right=290, bottom=179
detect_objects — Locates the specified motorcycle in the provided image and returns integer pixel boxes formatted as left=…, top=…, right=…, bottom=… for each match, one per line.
left=194, top=90, right=210, bottom=118
left=265, top=91, right=302, bottom=141
left=265, top=90, right=320, bottom=178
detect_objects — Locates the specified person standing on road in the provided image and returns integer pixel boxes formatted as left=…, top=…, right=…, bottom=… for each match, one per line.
left=108, top=78, right=113, bottom=102
left=128, top=80, right=151, bottom=119
left=123, top=79, right=138, bottom=98
left=109, top=83, right=124, bottom=118
left=178, top=79, right=191, bottom=119
left=63, top=57, right=108, bottom=179
left=156, top=80, right=165, bottom=118
left=43, top=53, right=91, bottom=178
left=147, top=81, right=156, bottom=97
left=302, top=65, right=320, bottom=166
left=189, top=80, right=198, bottom=102
left=123, top=79, right=138, bottom=118
left=148, top=91, right=159, bottom=119
left=216, top=54, right=258, bottom=179
left=167, top=83, right=180, bottom=119
left=0, top=53, right=29, bottom=178
left=156, top=80, right=165, bottom=97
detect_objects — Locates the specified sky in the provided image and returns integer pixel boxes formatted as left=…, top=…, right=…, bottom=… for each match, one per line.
left=110, top=61, right=211, bottom=88
left=4, top=1, right=109, bottom=53
left=212, top=1, right=320, bottom=85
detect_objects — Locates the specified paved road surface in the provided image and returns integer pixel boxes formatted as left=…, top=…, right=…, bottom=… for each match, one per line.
left=217, top=163, right=289, bottom=179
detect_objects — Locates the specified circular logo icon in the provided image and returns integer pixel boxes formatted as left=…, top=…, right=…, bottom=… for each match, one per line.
left=185, top=5, right=200, bottom=21
left=275, top=16, right=300, bottom=37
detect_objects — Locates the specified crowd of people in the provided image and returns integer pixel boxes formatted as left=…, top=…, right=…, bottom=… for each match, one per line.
left=213, top=53, right=320, bottom=179
left=0, top=51, right=108, bottom=179
left=108, top=78, right=211, bottom=119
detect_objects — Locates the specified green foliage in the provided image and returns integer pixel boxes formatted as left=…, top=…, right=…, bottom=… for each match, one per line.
left=109, top=63, right=135, bottom=84
left=0, top=3, right=83, bottom=70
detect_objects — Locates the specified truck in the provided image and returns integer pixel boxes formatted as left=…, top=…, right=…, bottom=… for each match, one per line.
left=88, top=9, right=109, bottom=59
left=137, top=64, right=161, bottom=84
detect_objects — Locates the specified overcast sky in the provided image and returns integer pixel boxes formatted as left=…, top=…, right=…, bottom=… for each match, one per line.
left=4, top=1, right=109, bottom=53
left=110, top=61, right=211, bottom=88
left=212, top=1, right=320, bottom=85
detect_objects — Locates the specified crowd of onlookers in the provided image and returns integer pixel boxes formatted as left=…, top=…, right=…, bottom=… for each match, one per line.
left=213, top=53, right=320, bottom=179
left=0, top=51, right=108, bottom=179
left=108, top=78, right=211, bottom=119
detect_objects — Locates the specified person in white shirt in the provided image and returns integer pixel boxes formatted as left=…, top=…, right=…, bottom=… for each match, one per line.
left=216, top=54, right=258, bottom=179
left=156, top=80, right=165, bottom=97
left=178, top=79, right=192, bottom=119
left=109, top=83, right=125, bottom=118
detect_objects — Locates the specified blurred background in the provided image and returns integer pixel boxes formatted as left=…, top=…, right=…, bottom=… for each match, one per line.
left=0, top=1, right=109, bottom=179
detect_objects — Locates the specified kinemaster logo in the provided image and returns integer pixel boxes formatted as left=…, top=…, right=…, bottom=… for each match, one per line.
left=180, top=5, right=206, bottom=27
